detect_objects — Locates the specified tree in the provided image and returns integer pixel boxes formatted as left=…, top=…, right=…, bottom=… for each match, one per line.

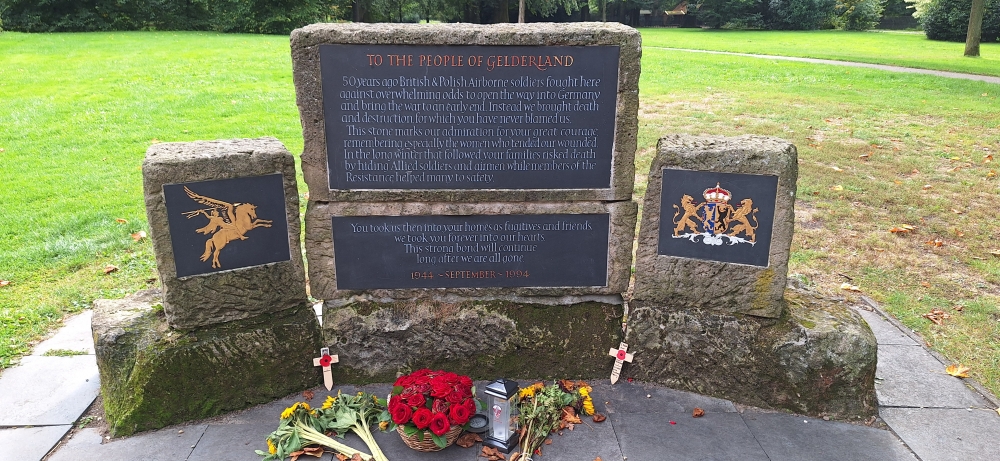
left=965, top=0, right=985, bottom=55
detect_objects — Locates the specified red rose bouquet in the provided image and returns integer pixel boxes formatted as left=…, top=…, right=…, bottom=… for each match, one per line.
left=381, top=369, right=478, bottom=450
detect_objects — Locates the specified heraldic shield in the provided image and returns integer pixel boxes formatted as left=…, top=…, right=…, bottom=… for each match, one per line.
left=658, top=169, right=778, bottom=267
left=164, top=174, right=291, bottom=277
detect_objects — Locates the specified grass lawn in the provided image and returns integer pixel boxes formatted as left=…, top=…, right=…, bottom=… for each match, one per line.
left=2, top=30, right=999, bottom=398
left=639, top=28, right=1000, bottom=78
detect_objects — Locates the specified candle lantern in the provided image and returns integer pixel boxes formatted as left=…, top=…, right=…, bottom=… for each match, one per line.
left=483, top=378, right=520, bottom=453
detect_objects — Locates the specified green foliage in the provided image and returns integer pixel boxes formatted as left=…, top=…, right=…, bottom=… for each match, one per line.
left=0, top=0, right=340, bottom=34
left=767, top=0, right=838, bottom=29
left=693, top=0, right=762, bottom=28
left=921, top=0, right=1000, bottom=41
left=833, top=0, right=885, bottom=30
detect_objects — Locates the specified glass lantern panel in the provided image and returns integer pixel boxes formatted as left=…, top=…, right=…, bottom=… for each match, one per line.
left=491, top=396, right=510, bottom=441
left=507, top=395, right=519, bottom=435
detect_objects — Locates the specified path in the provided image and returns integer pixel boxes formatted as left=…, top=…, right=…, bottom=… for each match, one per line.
left=651, top=47, right=1000, bottom=85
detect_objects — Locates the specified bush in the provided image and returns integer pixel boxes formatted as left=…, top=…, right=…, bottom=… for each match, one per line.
left=0, top=0, right=337, bottom=34
left=922, top=0, right=1000, bottom=41
left=834, top=0, right=885, bottom=30
left=766, top=0, right=838, bottom=29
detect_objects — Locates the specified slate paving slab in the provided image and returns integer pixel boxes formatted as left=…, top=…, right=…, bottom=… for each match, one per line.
left=611, top=410, right=769, bottom=461
left=0, top=355, right=99, bottom=426
left=880, top=407, right=1000, bottom=461
left=875, top=345, right=988, bottom=409
left=596, top=381, right=738, bottom=415
left=852, top=307, right=918, bottom=346
left=741, top=410, right=916, bottom=461
left=30, top=311, right=95, bottom=356
left=0, top=425, right=72, bottom=461
left=46, top=425, right=208, bottom=461
left=188, top=423, right=324, bottom=461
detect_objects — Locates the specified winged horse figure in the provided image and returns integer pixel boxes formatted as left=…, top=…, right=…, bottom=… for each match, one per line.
left=181, top=186, right=273, bottom=269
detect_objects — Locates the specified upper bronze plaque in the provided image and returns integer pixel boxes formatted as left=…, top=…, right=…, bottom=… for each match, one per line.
left=319, top=44, right=620, bottom=191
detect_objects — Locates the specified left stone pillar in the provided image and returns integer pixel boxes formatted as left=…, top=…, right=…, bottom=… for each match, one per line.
left=94, top=138, right=322, bottom=436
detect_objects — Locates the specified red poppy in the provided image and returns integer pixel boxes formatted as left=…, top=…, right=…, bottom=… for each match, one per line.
left=319, top=354, right=333, bottom=367
left=412, top=408, right=433, bottom=430
left=449, top=400, right=472, bottom=425
left=390, top=402, right=413, bottom=424
left=429, top=412, right=450, bottom=436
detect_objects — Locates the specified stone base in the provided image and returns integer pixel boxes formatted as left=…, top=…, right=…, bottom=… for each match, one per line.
left=322, top=299, right=623, bottom=383
left=627, top=282, right=877, bottom=420
left=93, top=291, right=322, bottom=436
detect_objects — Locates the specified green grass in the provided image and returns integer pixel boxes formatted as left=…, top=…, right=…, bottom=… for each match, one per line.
left=2, top=30, right=1000, bottom=399
left=639, top=28, right=1000, bottom=78
left=0, top=31, right=304, bottom=368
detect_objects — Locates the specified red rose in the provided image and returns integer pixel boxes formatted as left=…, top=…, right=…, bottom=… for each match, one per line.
left=432, top=398, right=450, bottom=415
left=449, top=400, right=472, bottom=425
left=430, top=381, right=452, bottom=398
left=390, top=402, right=412, bottom=425
left=407, top=393, right=426, bottom=408
left=459, top=375, right=473, bottom=391
left=388, top=395, right=403, bottom=411
left=429, top=412, right=451, bottom=436
left=446, top=389, right=464, bottom=404
left=412, top=408, right=433, bottom=430
left=394, top=375, right=414, bottom=387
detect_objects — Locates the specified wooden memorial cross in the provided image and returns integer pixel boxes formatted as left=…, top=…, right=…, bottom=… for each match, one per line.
left=608, top=342, right=634, bottom=384
left=313, top=347, right=339, bottom=390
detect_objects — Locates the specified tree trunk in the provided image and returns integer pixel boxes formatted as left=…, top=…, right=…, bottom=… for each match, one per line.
left=519, top=0, right=525, bottom=22
left=494, top=0, right=510, bottom=22
left=601, top=0, right=607, bottom=21
left=965, top=0, right=985, bottom=57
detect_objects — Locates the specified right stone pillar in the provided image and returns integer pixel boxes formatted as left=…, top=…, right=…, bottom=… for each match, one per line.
left=630, top=134, right=877, bottom=420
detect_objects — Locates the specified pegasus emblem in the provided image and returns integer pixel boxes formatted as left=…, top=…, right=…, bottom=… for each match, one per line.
left=181, top=186, right=273, bottom=268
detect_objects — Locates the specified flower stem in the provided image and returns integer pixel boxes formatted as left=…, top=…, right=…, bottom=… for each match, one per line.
left=294, top=422, right=372, bottom=461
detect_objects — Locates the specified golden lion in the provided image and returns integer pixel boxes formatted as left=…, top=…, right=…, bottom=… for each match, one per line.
left=672, top=195, right=702, bottom=236
left=726, top=198, right=759, bottom=242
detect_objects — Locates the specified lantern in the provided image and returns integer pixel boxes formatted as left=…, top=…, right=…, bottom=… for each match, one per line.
left=483, top=378, right=519, bottom=453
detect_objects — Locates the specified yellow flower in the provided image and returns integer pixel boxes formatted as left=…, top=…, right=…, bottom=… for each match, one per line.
left=300, top=402, right=311, bottom=411
left=579, top=387, right=590, bottom=397
left=518, top=387, right=536, bottom=399
left=280, top=403, right=298, bottom=419
left=322, top=395, right=335, bottom=410
left=267, top=438, right=277, bottom=455
left=379, top=421, right=389, bottom=430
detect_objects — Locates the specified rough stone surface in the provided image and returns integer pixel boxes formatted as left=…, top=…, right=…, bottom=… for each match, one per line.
left=142, top=137, right=307, bottom=330
left=626, top=282, right=877, bottom=420
left=92, top=290, right=322, bottom=436
left=290, top=22, right=639, bottom=202
left=306, top=200, right=636, bottom=301
left=322, top=299, right=622, bottom=382
left=633, top=134, right=798, bottom=318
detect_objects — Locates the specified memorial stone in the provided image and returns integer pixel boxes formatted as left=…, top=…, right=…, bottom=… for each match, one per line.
left=291, top=23, right=640, bottom=380
left=628, top=134, right=877, bottom=419
left=142, top=137, right=307, bottom=330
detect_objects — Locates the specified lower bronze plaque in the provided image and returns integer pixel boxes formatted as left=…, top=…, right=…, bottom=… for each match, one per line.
left=164, top=174, right=291, bottom=278
left=332, top=214, right=610, bottom=289
left=658, top=169, right=777, bottom=267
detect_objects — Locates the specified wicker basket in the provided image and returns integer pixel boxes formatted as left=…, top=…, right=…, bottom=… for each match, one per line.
left=396, top=424, right=463, bottom=452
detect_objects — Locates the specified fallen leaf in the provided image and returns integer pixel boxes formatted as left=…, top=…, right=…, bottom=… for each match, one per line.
left=950, top=156, right=962, bottom=161
left=911, top=168, right=920, bottom=174
left=953, top=305, right=964, bottom=312
left=561, top=406, right=582, bottom=424
left=922, top=308, right=950, bottom=325
left=301, top=446, right=324, bottom=458
left=456, top=432, right=482, bottom=448
left=989, top=170, right=998, bottom=178
left=302, top=390, right=314, bottom=400
left=115, top=218, right=128, bottom=224
left=480, top=446, right=506, bottom=461
left=840, top=282, right=861, bottom=292
left=952, top=209, right=963, bottom=214
left=0, top=280, right=10, bottom=288
left=103, top=265, right=119, bottom=274
left=831, top=166, right=843, bottom=172
left=592, top=413, right=607, bottom=423
left=946, top=364, right=970, bottom=378
left=920, top=281, right=931, bottom=288
left=335, top=454, right=348, bottom=461
left=669, top=421, right=677, bottom=425
left=544, top=439, right=552, bottom=445
left=131, top=231, right=147, bottom=242
left=925, top=239, right=944, bottom=247
left=922, top=184, right=933, bottom=190
left=830, top=185, right=844, bottom=191
left=985, top=154, right=994, bottom=163
left=594, top=458, right=603, bottom=461
left=351, top=454, right=363, bottom=461
left=150, top=138, right=160, bottom=144
left=859, top=153, right=871, bottom=160
left=890, top=224, right=915, bottom=234
left=693, top=408, right=705, bottom=418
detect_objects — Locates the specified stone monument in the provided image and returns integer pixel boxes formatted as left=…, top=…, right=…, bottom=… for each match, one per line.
left=93, top=138, right=322, bottom=436
left=628, top=134, right=878, bottom=419
left=290, top=23, right=640, bottom=381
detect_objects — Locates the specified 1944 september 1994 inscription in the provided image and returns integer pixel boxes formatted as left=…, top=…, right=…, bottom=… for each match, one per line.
left=332, top=214, right=610, bottom=289
left=321, top=44, right=620, bottom=190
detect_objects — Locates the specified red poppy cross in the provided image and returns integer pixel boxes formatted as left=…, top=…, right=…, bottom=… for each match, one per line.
left=313, top=347, right=339, bottom=390
left=608, top=342, right=634, bottom=384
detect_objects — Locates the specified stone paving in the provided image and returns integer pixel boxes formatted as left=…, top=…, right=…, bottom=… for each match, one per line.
left=1, top=300, right=999, bottom=461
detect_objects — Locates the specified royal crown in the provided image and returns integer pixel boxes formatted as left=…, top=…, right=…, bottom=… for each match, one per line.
left=703, top=183, right=731, bottom=203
